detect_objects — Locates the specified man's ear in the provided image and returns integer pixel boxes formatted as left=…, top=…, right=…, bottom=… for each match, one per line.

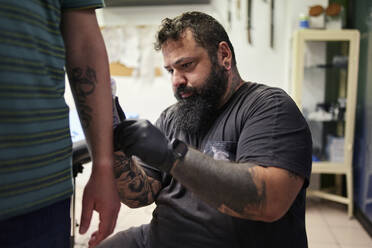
left=217, top=41, right=232, bottom=70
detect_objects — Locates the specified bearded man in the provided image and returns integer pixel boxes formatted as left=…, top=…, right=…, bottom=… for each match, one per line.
left=99, top=11, right=312, bottom=248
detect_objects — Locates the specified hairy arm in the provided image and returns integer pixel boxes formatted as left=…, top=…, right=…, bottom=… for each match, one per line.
left=113, top=151, right=162, bottom=208
left=61, top=8, right=120, bottom=247
left=171, top=147, right=304, bottom=222
left=62, top=9, right=113, bottom=156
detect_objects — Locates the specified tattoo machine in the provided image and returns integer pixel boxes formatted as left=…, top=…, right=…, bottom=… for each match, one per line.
left=111, top=77, right=126, bottom=128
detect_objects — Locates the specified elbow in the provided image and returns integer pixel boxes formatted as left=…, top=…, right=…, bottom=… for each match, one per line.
left=116, top=190, right=140, bottom=208
left=118, top=194, right=133, bottom=207
left=218, top=204, right=285, bottom=222
left=119, top=196, right=149, bottom=209
left=117, top=189, right=156, bottom=208
left=260, top=206, right=288, bottom=223
left=261, top=213, right=283, bottom=223
left=126, top=203, right=143, bottom=209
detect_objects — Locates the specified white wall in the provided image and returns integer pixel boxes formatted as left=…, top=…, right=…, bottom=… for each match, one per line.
left=211, top=0, right=329, bottom=91
left=97, top=4, right=217, bottom=26
left=65, top=0, right=329, bottom=123
left=96, top=4, right=219, bottom=123
left=66, top=4, right=220, bottom=123
left=214, top=0, right=290, bottom=89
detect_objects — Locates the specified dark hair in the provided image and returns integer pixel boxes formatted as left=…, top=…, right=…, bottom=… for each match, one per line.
left=155, top=11, right=236, bottom=66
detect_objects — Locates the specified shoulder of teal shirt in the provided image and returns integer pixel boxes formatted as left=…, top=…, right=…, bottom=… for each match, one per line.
left=61, top=0, right=104, bottom=10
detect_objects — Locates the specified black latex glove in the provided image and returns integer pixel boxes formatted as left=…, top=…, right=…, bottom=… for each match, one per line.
left=114, top=119, right=175, bottom=172
left=114, top=97, right=126, bottom=123
left=113, top=96, right=126, bottom=151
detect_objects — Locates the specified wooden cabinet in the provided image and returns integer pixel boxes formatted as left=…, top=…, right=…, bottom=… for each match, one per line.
left=291, top=29, right=360, bottom=217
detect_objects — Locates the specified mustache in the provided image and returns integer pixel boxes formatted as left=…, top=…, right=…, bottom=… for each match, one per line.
left=175, top=85, right=197, bottom=99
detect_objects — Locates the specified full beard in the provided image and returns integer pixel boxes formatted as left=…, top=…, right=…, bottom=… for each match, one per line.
left=173, top=63, right=228, bottom=135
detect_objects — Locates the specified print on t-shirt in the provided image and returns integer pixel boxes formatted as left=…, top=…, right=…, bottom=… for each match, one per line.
left=203, top=141, right=237, bottom=161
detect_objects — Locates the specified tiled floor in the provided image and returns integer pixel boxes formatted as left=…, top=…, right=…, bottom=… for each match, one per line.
left=305, top=198, right=372, bottom=248
left=73, top=163, right=372, bottom=247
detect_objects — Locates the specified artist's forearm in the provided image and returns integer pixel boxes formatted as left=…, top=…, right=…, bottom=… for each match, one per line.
left=113, top=152, right=161, bottom=208
left=171, top=148, right=267, bottom=221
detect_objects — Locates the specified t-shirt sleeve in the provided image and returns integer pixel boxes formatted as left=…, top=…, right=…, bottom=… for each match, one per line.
left=236, top=88, right=312, bottom=183
left=61, top=0, right=104, bottom=10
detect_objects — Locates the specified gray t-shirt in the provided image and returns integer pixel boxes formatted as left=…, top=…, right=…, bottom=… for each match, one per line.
left=142, top=82, right=312, bottom=248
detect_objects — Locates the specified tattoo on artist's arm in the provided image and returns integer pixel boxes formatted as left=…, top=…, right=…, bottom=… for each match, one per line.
left=69, top=66, right=97, bottom=129
left=113, top=152, right=161, bottom=207
left=217, top=165, right=267, bottom=219
left=173, top=152, right=267, bottom=219
left=219, top=167, right=303, bottom=220
left=287, top=170, right=301, bottom=180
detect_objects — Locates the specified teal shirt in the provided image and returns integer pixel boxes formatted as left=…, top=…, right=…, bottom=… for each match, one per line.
left=0, top=0, right=104, bottom=221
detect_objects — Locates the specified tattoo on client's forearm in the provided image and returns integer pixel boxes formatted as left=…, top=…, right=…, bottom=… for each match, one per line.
left=69, top=66, right=97, bottom=129
left=113, top=152, right=161, bottom=207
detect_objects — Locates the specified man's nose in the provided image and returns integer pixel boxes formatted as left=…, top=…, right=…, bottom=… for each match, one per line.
left=172, top=70, right=186, bottom=89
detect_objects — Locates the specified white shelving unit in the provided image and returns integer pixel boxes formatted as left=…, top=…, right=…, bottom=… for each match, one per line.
left=291, top=29, right=360, bottom=217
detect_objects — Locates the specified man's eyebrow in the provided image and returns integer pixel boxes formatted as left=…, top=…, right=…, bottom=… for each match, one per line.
left=164, top=57, right=194, bottom=69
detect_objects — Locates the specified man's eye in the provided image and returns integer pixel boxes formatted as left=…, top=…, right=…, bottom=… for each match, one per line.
left=167, top=69, right=174, bottom=74
left=182, top=62, right=192, bottom=68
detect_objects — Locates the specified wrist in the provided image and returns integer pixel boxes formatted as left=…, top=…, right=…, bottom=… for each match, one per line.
left=166, top=138, right=188, bottom=173
left=91, top=159, right=114, bottom=175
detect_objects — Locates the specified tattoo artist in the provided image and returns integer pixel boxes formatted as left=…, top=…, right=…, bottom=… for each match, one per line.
left=100, top=11, right=312, bottom=248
